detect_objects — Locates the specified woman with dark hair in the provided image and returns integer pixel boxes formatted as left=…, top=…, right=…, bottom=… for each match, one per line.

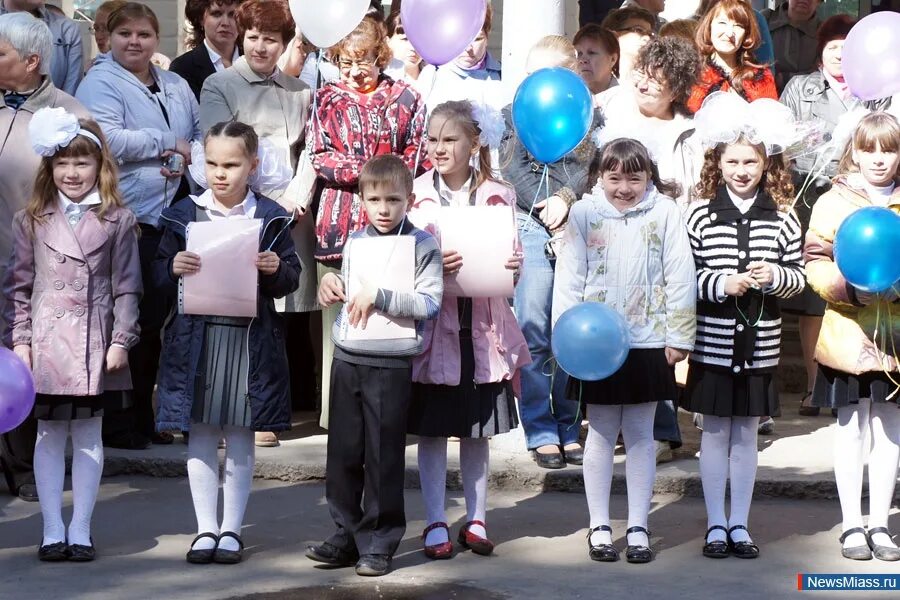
left=573, top=23, right=619, bottom=96
left=383, top=5, right=434, bottom=93
left=600, top=6, right=655, bottom=83
left=170, top=0, right=242, bottom=100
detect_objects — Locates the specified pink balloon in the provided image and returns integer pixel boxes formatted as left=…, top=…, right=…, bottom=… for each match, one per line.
left=843, top=12, right=900, bottom=101
left=0, top=348, right=35, bottom=434
left=401, top=0, right=487, bottom=67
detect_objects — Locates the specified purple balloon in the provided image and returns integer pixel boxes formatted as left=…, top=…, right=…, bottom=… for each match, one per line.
left=0, top=348, right=35, bottom=434
left=843, top=12, right=900, bottom=101
left=401, top=0, right=487, bottom=67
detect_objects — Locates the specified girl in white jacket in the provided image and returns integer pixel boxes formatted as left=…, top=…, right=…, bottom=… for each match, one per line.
left=553, top=138, right=697, bottom=564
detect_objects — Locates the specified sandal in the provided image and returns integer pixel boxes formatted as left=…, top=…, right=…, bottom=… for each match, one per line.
left=587, top=525, right=618, bottom=562
left=797, top=391, right=819, bottom=416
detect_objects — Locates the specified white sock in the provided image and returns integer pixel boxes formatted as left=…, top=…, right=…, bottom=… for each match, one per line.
left=417, top=436, right=450, bottom=546
left=834, top=402, right=869, bottom=549
left=187, top=423, right=221, bottom=551
left=34, top=420, right=69, bottom=545
left=584, top=405, right=621, bottom=546
left=622, top=402, right=657, bottom=548
left=699, top=415, right=730, bottom=544
left=727, top=416, right=759, bottom=544
left=68, top=417, right=103, bottom=546
left=219, top=425, right=255, bottom=551
left=867, top=402, right=900, bottom=549
left=460, top=437, right=489, bottom=539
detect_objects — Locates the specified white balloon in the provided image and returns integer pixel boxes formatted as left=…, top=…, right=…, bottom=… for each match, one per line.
left=289, top=0, right=370, bottom=49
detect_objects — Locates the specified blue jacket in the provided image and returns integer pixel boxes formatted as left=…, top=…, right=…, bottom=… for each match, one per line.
left=152, top=195, right=300, bottom=433
left=76, top=53, right=201, bottom=225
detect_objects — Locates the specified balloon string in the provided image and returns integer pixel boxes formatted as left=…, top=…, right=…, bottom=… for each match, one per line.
left=792, top=146, right=835, bottom=210
left=872, top=291, right=900, bottom=400
left=411, top=73, right=437, bottom=178
left=525, top=164, right=549, bottom=225
left=541, top=356, right=582, bottom=431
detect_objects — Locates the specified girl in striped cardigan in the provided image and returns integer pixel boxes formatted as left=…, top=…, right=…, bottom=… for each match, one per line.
left=683, top=93, right=805, bottom=560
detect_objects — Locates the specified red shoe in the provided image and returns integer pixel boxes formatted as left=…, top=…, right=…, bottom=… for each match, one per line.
left=458, top=520, right=494, bottom=556
left=422, top=522, right=453, bottom=560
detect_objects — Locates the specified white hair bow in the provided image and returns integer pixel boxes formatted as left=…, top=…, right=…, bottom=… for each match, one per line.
left=188, top=138, right=294, bottom=193
left=471, top=102, right=505, bottom=150
left=692, top=91, right=799, bottom=156
left=29, top=107, right=101, bottom=157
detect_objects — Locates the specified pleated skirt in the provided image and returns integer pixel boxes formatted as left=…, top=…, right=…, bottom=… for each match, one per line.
left=33, top=390, right=130, bottom=421
left=191, top=316, right=253, bottom=428
left=567, top=348, right=677, bottom=406
left=811, top=364, right=899, bottom=408
left=681, top=363, right=780, bottom=417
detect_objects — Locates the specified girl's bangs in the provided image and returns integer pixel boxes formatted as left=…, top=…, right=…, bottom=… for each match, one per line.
left=854, top=118, right=900, bottom=154
left=53, top=134, right=101, bottom=160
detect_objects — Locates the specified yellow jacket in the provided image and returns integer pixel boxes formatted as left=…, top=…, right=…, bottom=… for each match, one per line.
left=805, top=175, right=900, bottom=375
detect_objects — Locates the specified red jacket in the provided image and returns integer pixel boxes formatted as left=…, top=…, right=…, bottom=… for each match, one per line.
left=687, top=61, right=777, bottom=114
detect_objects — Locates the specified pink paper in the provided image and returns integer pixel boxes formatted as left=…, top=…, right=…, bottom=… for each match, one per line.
left=342, top=235, right=416, bottom=341
left=439, top=205, right=515, bottom=298
left=181, top=219, right=261, bottom=318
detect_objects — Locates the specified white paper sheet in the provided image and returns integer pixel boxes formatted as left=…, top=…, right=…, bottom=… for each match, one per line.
left=439, top=205, right=516, bottom=298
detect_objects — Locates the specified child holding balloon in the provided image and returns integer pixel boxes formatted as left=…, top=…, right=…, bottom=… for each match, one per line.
left=805, top=111, right=900, bottom=562
left=3, top=107, right=142, bottom=562
left=683, top=93, right=805, bottom=560
left=553, top=137, right=696, bottom=564
left=407, top=100, right=530, bottom=559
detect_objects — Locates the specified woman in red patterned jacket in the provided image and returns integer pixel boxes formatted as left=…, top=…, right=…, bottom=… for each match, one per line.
left=687, top=0, right=777, bottom=114
left=307, top=15, right=426, bottom=427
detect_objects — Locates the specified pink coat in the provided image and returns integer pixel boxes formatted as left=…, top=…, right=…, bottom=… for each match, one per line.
left=3, top=204, right=142, bottom=395
left=409, top=170, right=531, bottom=389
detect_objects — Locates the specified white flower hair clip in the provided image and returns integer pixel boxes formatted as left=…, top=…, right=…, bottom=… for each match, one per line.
left=188, top=138, right=294, bottom=193
left=591, top=120, right=662, bottom=164
left=29, top=107, right=101, bottom=157
left=471, top=102, right=505, bottom=150
left=692, top=92, right=799, bottom=157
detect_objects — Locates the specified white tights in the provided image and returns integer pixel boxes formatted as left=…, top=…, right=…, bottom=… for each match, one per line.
left=34, top=417, right=103, bottom=547
left=583, top=403, right=657, bottom=548
left=699, top=415, right=759, bottom=544
left=834, top=400, right=900, bottom=549
left=187, top=423, right=255, bottom=551
left=418, top=436, right=489, bottom=545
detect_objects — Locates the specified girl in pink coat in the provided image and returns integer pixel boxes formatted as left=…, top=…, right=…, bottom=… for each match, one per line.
left=407, top=100, right=531, bottom=560
left=2, top=108, right=142, bottom=562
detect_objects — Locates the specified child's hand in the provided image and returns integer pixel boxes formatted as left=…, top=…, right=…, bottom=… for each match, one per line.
left=534, top=195, right=569, bottom=230
left=443, top=250, right=463, bottom=275
left=724, top=272, right=758, bottom=297
left=747, top=261, right=774, bottom=287
left=13, top=345, right=31, bottom=370
left=505, top=253, right=522, bottom=273
left=317, top=273, right=346, bottom=306
left=105, top=346, right=129, bottom=372
left=664, top=347, right=688, bottom=367
left=256, top=251, right=280, bottom=275
left=172, top=251, right=201, bottom=276
left=348, top=283, right=377, bottom=329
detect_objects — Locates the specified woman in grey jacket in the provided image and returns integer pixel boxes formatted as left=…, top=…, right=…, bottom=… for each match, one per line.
left=76, top=2, right=201, bottom=450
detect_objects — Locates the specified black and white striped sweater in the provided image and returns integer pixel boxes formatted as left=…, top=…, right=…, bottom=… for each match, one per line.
left=685, top=187, right=805, bottom=374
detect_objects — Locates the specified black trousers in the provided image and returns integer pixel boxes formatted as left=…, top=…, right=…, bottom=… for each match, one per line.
left=283, top=312, right=319, bottom=411
left=325, top=357, right=411, bottom=556
left=0, top=414, right=37, bottom=493
left=103, top=225, right=169, bottom=441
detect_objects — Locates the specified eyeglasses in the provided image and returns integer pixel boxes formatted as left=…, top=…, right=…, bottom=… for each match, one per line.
left=617, top=25, right=654, bottom=37
left=632, top=69, right=665, bottom=92
left=338, top=57, right=375, bottom=71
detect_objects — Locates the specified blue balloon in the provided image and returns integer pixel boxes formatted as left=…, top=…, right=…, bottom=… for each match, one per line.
left=512, top=67, right=594, bottom=164
left=834, top=206, right=900, bottom=293
left=552, top=303, right=630, bottom=381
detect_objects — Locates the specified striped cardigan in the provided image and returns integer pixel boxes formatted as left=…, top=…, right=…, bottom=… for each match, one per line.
left=686, top=187, right=805, bottom=374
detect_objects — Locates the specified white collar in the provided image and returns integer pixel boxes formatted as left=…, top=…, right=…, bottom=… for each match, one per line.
left=725, top=187, right=757, bottom=214
left=436, top=173, right=474, bottom=206
left=192, top=188, right=257, bottom=219
left=863, top=180, right=895, bottom=206
left=204, top=39, right=239, bottom=70
left=58, top=189, right=102, bottom=212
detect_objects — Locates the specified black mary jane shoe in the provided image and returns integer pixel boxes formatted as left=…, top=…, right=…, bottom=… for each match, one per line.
left=68, top=538, right=96, bottom=562
left=213, top=531, right=244, bottom=564
left=624, top=526, right=653, bottom=564
left=305, top=541, right=359, bottom=568
left=186, top=532, right=219, bottom=564
left=563, top=445, right=584, bottom=466
left=866, top=527, right=900, bottom=562
left=702, top=525, right=730, bottom=559
left=727, top=525, right=759, bottom=559
left=587, top=525, right=619, bottom=562
left=839, top=527, right=872, bottom=560
left=37, top=540, right=69, bottom=562
left=532, top=449, right=565, bottom=470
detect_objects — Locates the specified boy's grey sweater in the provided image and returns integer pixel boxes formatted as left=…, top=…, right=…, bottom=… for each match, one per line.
left=332, top=220, right=443, bottom=368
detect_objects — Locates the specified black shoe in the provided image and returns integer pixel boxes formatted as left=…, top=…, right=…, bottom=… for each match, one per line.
left=151, top=431, right=175, bottom=445
left=38, top=541, right=68, bottom=562
left=104, top=433, right=152, bottom=450
left=532, top=449, right=565, bottom=469
left=17, top=483, right=39, bottom=502
left=839, top=527, right=872, bottom=560
left=355, top=553, right=391, bottom=576
left=625, top=526, right=653, bottom=563
left=305, top=542, right=359, bottom=568
left=727, top=525, right=759, bottom=559
left=587, top=525, right=618, bottom=562
left=563, top=445, right=584, bottom=465
left=797, top=392, right=820, bottom=416
left=702, top=525, right=730, bottom=558
left=186, top=532, right=218, bottom=564
left=68, top=538, right=95, bottom=562
left=866, top=527, right=900, bottom=562
left=213, top=531, right=244, bottom=564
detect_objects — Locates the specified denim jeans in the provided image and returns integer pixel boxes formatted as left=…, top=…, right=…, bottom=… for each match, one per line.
left=654, top=400, right=682, bottom=448
left=514, top=214, right=581, bottom=449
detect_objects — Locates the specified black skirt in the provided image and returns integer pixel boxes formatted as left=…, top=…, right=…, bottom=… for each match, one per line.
left=681, top=363, right=779, bottom=417
left=408, top=330, right=519, bottom=439
left=33, top=391, right=131, bottom=421
left=811, top=364, right=899, bottom=408
left=567, top=348, right=677, bottom=406
left=781, top=179, right=826, bottom=317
